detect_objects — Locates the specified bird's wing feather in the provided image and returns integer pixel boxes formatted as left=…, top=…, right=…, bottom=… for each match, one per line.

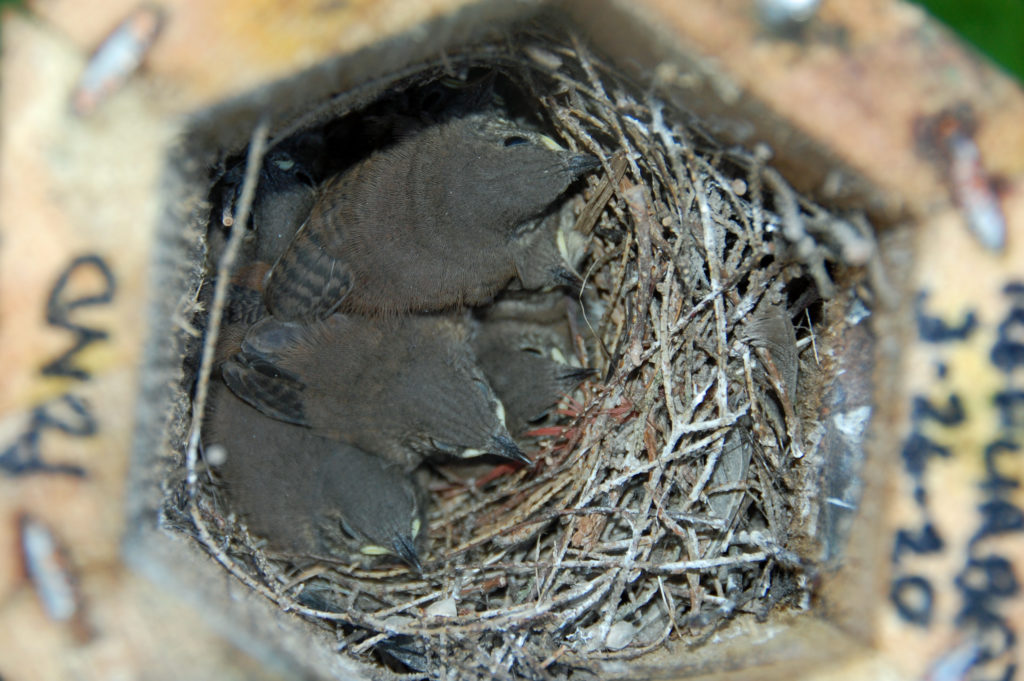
left=263, top=223, right=352, bottom=321
left=221, top=355, right=309, bottom=426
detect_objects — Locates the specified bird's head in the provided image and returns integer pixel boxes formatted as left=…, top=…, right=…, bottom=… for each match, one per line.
left=436, top=115, right=600, bottom=234
left=320, top=450, right=427, bottom=573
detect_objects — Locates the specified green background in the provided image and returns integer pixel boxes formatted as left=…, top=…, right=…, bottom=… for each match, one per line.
left=913, top=0, right=1024, bottom=82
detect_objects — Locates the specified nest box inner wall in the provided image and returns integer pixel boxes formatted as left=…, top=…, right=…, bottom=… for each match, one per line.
left=127, top=4, right=898, bottom=680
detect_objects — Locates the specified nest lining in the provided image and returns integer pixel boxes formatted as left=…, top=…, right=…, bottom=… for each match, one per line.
left=166, top=25, right=882, bottom=681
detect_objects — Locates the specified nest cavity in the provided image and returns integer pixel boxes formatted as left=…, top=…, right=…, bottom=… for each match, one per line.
left=170, top=24, right=883, bottom=681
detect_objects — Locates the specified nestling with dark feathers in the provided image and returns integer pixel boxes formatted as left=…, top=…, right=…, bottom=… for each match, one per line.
left=221, top=313, right=530, bottom=470
left=263, top=113, right=599, bottom=320
left=472, top=319, right=595, bottom=437
left=204, top=385, right=426, bottom=571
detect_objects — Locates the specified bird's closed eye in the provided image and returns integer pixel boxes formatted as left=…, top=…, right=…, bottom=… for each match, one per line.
left=272, top=153, right=295, bottom=171
left=473, top=378, right=492, bottom=400
left=503, top=135, right=529, bottom=147
left=429, top=438, right=460, bottom=455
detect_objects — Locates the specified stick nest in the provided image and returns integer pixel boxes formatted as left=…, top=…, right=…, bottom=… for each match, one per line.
left=166, top=25, right=883, bottom=681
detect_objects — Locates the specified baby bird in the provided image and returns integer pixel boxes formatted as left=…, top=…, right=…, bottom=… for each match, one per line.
left=196, top=262, right=271, bottom=369
left=250, top=148, right=319, bottom=264
left=221, top=313, right=528, bottom=470
left=511, top=212, right=584, bottom=295
left=216, top=132, right=322, bottom=265
left=263, top=113, right=599, bottom=320
left=471, top=320, right=595, bottom=437
left=204, top=385, right=426, bottom=570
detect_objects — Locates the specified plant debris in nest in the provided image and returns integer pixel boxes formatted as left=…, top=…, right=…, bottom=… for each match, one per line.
left=165, top=25, right=885, bottom=681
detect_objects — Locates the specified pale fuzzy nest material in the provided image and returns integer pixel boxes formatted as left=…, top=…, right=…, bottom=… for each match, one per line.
left=169, top=26, right=882, bottom=681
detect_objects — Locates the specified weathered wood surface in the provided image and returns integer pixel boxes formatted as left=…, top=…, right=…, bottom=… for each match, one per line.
left=1, top=1, right=1021, bottom=679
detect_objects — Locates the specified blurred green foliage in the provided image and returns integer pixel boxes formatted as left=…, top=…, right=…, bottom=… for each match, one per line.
left=914, top=0, right=1024, bottom=81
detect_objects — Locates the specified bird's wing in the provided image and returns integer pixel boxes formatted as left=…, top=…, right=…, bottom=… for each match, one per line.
left=263, top=223, right=352, bottom=322
left=223, top=282, right=266, bottom=326
left=221, top=353, right=309, bottom=426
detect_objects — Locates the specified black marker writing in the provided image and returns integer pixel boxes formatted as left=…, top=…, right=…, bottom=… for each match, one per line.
left=1, top=254, right=115, bottom=477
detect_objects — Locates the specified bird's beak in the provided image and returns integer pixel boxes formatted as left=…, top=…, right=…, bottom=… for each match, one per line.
left=566, top=154, right=601, bottom=176
left=392, top=534, right=423, bottom=575
left=560, top=367, right=599, bottom=383
left=491, top=434, right=532, bottom=466
left=553, top=266, right=584, bottom=296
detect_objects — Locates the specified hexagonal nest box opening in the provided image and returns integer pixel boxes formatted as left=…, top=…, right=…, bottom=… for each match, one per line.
left=129, top=4, right=889, bottom=680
